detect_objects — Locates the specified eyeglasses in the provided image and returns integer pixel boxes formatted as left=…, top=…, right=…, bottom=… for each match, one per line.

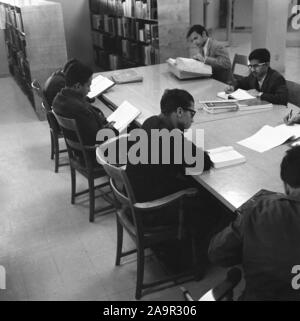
left=183, top=107, right=196, bottom=118
left=248, top=63, right=266, bottom=70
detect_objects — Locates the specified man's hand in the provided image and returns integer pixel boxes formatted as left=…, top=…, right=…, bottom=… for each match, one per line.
left=224, top=85, right=234, bottom=94
left=284, top=112, right=300, bottom=126
left=193, top=53, right=205, bottom=62
left=247, top=89, right=262, bottom=98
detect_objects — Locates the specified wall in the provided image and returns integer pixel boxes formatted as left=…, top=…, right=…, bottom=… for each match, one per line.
left=190, top=0, right=220, bottom=29
left=47, top=0, right=94, bottom=68
left=233, top=0, right=253, bottom=29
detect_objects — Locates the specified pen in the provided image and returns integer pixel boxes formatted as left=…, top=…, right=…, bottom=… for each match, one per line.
left=288, top=110, right=293, bottom=122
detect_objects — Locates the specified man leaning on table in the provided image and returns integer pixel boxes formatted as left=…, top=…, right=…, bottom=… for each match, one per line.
left=225, top=48, right=288, bottom=106
left=187, top=25, right=232, bottom=84
left=208, top=146, right=300, bottom=301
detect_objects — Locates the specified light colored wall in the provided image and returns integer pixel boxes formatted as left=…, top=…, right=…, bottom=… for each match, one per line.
left=190, top=0, right=204, bottom=25
left=190, top=0, right=220, bottom=29
left=47, top=0, right=94, bottom=68
left=252, top=0, right=289, bottom=72
left=233, top=0, right=253, bottom=28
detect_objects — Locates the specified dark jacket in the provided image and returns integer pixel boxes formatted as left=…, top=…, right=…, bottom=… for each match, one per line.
left=234, top=68, right=288, bottom=105
left=52, top=88, right=108, bottom=146
left=209, top=190, right=300, bottom=301
left=44, top=69, right=65, bottom=107
left=126, top=115, right=212, bottom=203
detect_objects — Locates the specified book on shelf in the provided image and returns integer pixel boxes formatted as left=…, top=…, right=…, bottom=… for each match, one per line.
left=111, top=69, right=143, bottom=84
left=207, top=146, right=246, bottom=169
left=87, top=74, right=115, bottom=99
left=199, top=100, right=239, bottom=114
left=167, top=57, right=212, bottom=79
left=107, top=100, right=141, bottom=132
left=217, top=89, right=256, bottom=100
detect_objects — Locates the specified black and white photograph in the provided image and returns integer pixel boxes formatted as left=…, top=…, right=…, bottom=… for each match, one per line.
left=0, top=0, right=300, bottom=305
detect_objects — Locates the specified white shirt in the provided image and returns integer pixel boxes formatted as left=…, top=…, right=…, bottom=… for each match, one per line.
left=258, top=75, right=266, bottom=91
left=203, top=38, right=210, bottom=58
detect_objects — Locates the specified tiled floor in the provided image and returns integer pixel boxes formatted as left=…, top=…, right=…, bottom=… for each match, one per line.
left=0, top=35, right=299, bottom=300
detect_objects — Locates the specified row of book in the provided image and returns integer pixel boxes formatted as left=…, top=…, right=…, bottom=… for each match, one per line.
left=93, top=43, right=159, bottom=69
left=90, top=0, right=157, bottom=20
left=5, top=25, right=27, bottom=57
left=91, top=14, right=158, bottom=44
left=5, top=6, right=24, bottom=33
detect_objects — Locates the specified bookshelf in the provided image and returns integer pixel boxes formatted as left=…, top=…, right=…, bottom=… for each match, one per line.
left=1, top=0, right=67, bottom=120
left=89, top=0, right=190, bottom=70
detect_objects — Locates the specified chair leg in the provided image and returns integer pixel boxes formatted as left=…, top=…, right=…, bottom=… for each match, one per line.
left=135, top=247, right=145, bottom=300
left=71, top=168, right=76, bottom=204
left=88, top=178, right=95, bottom=223
left=53, top=134, right=60, bottom=173
left=50, top=132, right=54, bottom=160
left=115, top=218, right=123, bottom=266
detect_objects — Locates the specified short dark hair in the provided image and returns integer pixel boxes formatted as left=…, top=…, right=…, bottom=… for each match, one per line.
left=160, top=89, right=194, bottom=114
left=186, top=25, right=208, bottom=39
left=249, top=48, right=271, bottom=63
left=65, top=61, right=93, bottom=87
left=63, top=58, right=79, bottom=74
left=280, top=146, right=300, bottom=188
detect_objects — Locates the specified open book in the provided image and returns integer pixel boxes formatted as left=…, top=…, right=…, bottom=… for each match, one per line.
left=107, top=100, right=141, bottom=133
left=207, top=146, right=246, bottom=169
left=238, top=124, right=300, bottom=153
left=167, top=57, right=212, bottom=79
left=218, top=89, right=256, bottom=100
left=87, top=75, right=115, bottom=99
left=111, top=69, right=143, bottom=84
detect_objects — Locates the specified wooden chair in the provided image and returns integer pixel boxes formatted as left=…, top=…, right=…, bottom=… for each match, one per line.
left=232, top=54, right=249, bottom=81
left=53, top=112, right=115, bottom=222
left=31, top=80, right=68, bottom=173
left=286, top=80, right=300, bottom=107
left=96, top=135, right=197, bottom=299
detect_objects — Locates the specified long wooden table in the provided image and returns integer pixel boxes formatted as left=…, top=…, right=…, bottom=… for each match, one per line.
left=95, top=64, right=297, bottom=211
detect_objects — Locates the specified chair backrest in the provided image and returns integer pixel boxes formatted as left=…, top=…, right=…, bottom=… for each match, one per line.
left=97, top=135, right=146, bottom=236
left=53, top=111, right=95, bottom=169
left=31, top=79, right=51, bottom=112
left=232, top=54, right=249, bottom=80
left=286, top=80, right=300, bottom=107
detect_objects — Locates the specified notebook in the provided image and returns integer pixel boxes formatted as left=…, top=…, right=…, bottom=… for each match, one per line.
left=107, top=100, right=141, bottom=133
left=199, top=100, right=239, bottom=114
left=111, top=70, right=143, bottom=84
left=207, top=146, right=246, bottom=169
left=217, top=89, right=256, bottom=100
left=87, top=75, right=115, bottom=99
left=238, top=124, right=300, bottom=153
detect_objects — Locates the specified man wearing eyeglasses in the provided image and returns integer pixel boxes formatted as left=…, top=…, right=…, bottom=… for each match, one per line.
left=225, top=48, right=288, bottom=106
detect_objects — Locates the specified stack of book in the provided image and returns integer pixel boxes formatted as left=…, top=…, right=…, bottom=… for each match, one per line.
left=201, top=101, right=239, bottom=114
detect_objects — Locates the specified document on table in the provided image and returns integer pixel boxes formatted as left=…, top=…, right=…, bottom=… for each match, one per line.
left=87, top=74, right=115, bottom=99
left=238, top=124, right=300, bottom=153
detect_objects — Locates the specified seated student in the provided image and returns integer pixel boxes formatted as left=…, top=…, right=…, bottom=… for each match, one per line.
left=208, top=146, right=300, bottom=301
left=225, top=48, right=288, bottom=106
left=52, top=61, right=115, bottom=152
left=186, top=25, right=232, bottom=83
left=44, top=59, right=78, bottom=107
left=126, top=89, right=230, bottom=276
